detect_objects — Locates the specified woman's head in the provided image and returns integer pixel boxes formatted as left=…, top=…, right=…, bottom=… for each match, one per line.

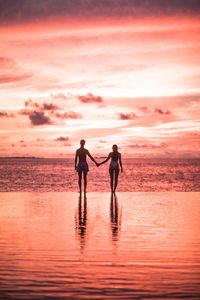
left=112, top=144, right=118, bottom=152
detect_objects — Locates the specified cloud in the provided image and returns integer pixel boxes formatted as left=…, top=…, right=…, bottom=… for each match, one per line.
left=51, top=93, right=69, bottom=100
left=29, top=111, right=53, bottom=126
left=55, top=136, right=69, bottom=141
left=55, top=111, right=82, bottom=119
left=18, top=109, right=32, bottom=116
left=0, top=0, right=199, bottom=25
left=118, top=112, right=137, bottom=120
left=0, top=57, right=32, bottom=85
left=78, top=93, right=103, bottom=103
left=155, top=108, right=171, bottom=115
left=128, top=142, right=168, bottom=149
left=0, top=111, right=14, bottom=117
left=0, top=74, right=31, bottom=84
left=137, top=106, right=150, bottom=113
left=0, top=57, right=15, bottom=68
left=25, top=99, right=60, bottom=111
left=25, top=99, right=40, bottom=108
left=42, top=103, right=60, bottom=110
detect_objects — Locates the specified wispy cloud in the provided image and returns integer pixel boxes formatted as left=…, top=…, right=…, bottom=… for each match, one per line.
left=54, top=111, right=82, bottom=119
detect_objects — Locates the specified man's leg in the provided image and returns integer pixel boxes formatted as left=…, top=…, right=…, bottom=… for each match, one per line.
left=83, top=171, right=87, bottom=193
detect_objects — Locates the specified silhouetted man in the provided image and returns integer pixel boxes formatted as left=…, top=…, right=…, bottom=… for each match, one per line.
left=75, top=139, right=97, bottom=193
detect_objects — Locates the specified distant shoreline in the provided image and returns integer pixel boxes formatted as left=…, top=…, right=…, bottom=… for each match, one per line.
left=0, top=156, right=200, bottom=160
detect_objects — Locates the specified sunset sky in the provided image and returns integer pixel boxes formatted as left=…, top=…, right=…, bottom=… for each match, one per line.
left=0, top=0, right=200, bottom=157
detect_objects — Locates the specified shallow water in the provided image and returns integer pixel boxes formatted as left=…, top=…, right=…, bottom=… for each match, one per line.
left=0, top=192, right=200, bottom=299
left=0, top=158, right=200, bottom=191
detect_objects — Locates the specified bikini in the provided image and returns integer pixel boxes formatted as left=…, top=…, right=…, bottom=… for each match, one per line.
left=109, top=152, right=119, bottom=171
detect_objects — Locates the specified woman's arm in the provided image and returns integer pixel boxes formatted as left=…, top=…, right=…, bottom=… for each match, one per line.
left=119, top=153, right=123, bottom=172
left=98, top=153, right=111, bottom=166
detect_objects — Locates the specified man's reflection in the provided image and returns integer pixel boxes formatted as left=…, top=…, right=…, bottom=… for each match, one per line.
left=110, top=193, right=122, bottom=242
left=75, top=194, right=87, bottom=254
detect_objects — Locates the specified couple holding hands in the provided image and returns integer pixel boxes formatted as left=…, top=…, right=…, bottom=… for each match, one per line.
left=75, top=139, right=123, bottom=194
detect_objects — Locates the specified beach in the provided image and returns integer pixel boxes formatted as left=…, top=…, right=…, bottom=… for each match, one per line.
left=0, top=192, right=200, bottom=299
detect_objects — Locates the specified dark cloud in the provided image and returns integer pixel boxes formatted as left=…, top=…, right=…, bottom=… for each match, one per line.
left=55, top=111, right=82, bottom=119
left=55, top=136, right=69, bottom=141
left=0, top=0, right=199, bottom=25
left=0, top=111, right=14, bottom=117
left=155, top=108, right=171, bottom=115
left=78, top=93, right=103, bottom=104
left=118, top=112, right=137, bottom=120
left=29, top=111, right=53, bottom=126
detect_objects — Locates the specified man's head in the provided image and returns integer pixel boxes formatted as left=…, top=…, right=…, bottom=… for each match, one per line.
left=80, top=139, right=86, bottom=147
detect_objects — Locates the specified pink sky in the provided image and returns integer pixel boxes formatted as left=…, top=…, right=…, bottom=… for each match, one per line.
left=0, top=15, right=200, bottom=157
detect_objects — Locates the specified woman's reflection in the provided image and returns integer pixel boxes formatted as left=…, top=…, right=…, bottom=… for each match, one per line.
left=110, top=193, right=122, bottom=243
left=75, top=194, right=87, bottom=254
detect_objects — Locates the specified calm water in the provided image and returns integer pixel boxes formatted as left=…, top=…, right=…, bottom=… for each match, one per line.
left=0, top=158, right=200, bottom=191
left=0, top=192, right=200, bottom=299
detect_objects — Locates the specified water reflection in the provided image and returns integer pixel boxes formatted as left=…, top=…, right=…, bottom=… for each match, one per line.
left=0, top=192, right=200, bottom=299
left=75, top=194, right=87, bottom=254
left=110, top=193, right=122, bottom=244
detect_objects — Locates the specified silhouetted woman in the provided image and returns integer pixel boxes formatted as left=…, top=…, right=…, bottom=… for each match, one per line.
left=98, top=145, right=123, bottom=193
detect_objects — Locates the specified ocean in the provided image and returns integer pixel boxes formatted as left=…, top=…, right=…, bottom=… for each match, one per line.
left=0, top=157, right=199, bottom=192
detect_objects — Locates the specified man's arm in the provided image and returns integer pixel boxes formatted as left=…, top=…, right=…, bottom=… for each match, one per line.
left=75, top=150, right=78, bottom=170
left=87, top=150, right=97, bottom=165
left=119, top=153, right=123, bottom=172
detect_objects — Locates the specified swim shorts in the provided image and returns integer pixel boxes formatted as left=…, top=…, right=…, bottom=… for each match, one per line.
left=77, top=162, right=89, bottom=173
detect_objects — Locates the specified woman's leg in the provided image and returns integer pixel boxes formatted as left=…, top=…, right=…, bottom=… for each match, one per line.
left=113, top=168, right=119, bottom=192
left=78, top=171, right=82, bottom=192
left=109, top=168, right=114, bottom=192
